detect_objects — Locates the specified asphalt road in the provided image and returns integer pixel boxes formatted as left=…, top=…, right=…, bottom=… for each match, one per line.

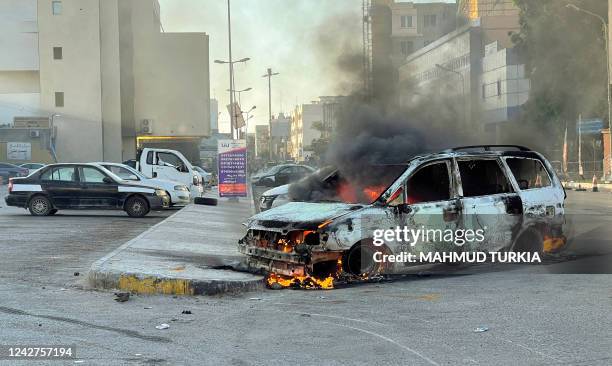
left=0, top=186, right=611, bottom=365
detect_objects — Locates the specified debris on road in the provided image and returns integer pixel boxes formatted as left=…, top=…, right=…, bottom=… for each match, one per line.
left=181, top=310, right=192, bottom=314
left=474, top=327, right=489, bottom=333
left=73, top=272, right=80, bottom=276
left=114, top=292, right=130, bottom=302
left=249, top=297, right=262, bottom=301
left=144, top=306, right=152, bottom=309
left=155, top=323, right=170, bottom=330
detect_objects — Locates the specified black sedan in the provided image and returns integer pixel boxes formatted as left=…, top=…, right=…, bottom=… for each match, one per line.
left=5, top=163, right=169, bottom=217
left=251, top=164, right=315, bottom=187
left=0, top=162, right=29, bottom=182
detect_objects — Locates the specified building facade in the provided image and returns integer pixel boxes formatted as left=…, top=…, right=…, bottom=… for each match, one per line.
left=389, top=1, right=457, bottom=64
left=270, top=113, right=291, bottom=161
left=0, top=0, right=210, bottom=163
left=289, top=103, right=323, bottom=162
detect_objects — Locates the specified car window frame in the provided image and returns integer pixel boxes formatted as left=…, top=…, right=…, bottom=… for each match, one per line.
left=40, top=165, right=78, bottom=183
left=502, top=157, right=552, bottom=191
left=454, top=157, right=515, bottom=198
left=104, top=165, right=141, bottom=181
left=401, top=159, right=455, bottom=205
left=78, top=166, right=111, bottom=184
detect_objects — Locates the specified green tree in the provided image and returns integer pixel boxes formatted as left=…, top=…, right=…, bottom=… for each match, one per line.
left=511, top=0, right=607, bottom=150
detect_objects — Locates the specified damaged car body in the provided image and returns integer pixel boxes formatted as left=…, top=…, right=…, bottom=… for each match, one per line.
left=238, top=146, right=567, bottom=288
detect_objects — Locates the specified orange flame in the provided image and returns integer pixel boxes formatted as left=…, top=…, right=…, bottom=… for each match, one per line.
left=266, top=258, right=343, bottom=290
left=543, top=236, right=566, bottom=253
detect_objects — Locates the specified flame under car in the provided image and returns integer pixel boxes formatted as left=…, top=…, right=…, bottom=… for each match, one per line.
left=239, top=146, right=567, bottom=288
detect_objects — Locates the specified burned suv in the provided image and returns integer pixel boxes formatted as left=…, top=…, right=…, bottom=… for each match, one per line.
left=239, top=146, right=566, bottom=288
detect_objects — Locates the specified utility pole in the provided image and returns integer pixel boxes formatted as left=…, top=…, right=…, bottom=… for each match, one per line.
left=262, top=68, right=279, bottom=160
left=226, top=0, right=236, bottom=140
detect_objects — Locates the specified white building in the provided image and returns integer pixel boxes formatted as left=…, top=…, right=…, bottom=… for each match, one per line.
left=480, top=41, right=530, bottom=138
left=0, top=0, right=210, bottom=163
left=289, top=103, right=323, bottom=162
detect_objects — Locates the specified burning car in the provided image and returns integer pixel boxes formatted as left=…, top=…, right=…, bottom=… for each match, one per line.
left=239, top=146, right=567, bottom=289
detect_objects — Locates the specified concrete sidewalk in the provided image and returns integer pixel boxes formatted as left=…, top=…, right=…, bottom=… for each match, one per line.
left=88, top=196, right=264, bottom=295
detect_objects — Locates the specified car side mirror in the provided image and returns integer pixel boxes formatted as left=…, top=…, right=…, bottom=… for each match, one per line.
left=518, top=179, right=529, bottom=190
left=103, top=177, right=113, bottom=184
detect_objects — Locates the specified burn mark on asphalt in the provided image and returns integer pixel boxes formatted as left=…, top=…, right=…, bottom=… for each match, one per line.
left=0, top=305, right=171, bottom=343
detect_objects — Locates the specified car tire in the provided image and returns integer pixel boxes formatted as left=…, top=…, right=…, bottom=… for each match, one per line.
left=512, top=228, right=544, bottom=256
left=343, top=242, right=382, bottom=277
left=28, top=195, right=53, bottom=216
left=194, top=197, right=218, bottom=206
left=125, top=196, right=150, bottom=218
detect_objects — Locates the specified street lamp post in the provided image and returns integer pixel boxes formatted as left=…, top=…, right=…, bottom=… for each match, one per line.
left=262, top=68, right=279, bottom=160
left=566, top=4, right=612, bottom=179
left=435, top=64, right=467, bottom=127
left=214, top=58, right=250, bottom=139
left=226, top=87, right=252, bottom=107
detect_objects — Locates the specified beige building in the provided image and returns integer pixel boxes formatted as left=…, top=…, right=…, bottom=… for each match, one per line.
left=289, top=103, right=323, bottom=162
left=0, top=0, right=210, bottom=163
left=388, top=1, right=457, bottom=63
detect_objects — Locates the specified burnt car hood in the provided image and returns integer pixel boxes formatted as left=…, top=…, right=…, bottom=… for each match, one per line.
left=246, top=201, right=364, bottom=231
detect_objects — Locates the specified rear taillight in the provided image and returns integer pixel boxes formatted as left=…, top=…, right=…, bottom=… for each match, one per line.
left=8, top=179, right=13, bottom=193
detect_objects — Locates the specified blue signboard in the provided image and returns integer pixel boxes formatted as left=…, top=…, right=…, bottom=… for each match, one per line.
left=576, top=118, right=604, bottom=135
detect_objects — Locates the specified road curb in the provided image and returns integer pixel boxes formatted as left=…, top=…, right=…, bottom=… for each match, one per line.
left=87, top=267, right=264, bottom=296
left=87, top=204, right=264, bottom=296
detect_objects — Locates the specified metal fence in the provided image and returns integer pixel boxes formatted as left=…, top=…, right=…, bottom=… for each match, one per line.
left=550, top=160, right=604, bottom=181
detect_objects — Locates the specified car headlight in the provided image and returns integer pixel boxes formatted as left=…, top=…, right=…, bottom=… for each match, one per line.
left=174, top=185, right=189, bottom=191
left=155, top=189, right=167, bottom=196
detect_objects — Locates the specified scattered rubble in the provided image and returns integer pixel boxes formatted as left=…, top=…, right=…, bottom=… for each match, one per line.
left=474, top=327, right=489, bottom=333
left=114, top=292, right=130, bottom=302
left=155, top=323, right=170, bottom=330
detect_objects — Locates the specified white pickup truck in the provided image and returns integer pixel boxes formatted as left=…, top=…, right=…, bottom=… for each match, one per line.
left=131, top=148, right=203, bottom=200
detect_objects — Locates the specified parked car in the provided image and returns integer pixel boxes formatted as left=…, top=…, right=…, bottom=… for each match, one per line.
left=193, top=166, right=212, bottom=185
left=258, top=167, right=335, bottom=211
left=0, top=162, right=29, bottom=182
left=239, top=145, right=567, bottom=281
left=135, top=148, right=203, bottom=199
left=251, top=164, right=315, bottom=187
left=19, top=163, right=46, bottom=171
left=5, top=163, right=169, bottom=217
left=94, top=162, right=191, bottom=206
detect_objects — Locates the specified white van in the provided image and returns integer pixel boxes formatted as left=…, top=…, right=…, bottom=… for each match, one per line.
left=136, top=148, right=203, bottom=199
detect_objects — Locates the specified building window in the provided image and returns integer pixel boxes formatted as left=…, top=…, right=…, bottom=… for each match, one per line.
left=400, top=40, right=413, bottom=56
left=424, top=14, right=437, bottom=27
left=52, top=0, right=62, bottom=15
left=53, top=47, right=62, bottom=60
left=400, top=15, right=413, bottom=28
left=55, top=92, right=64, bottom=107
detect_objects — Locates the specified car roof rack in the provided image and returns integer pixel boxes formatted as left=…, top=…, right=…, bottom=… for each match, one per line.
left=448, top=145, right=531, bottom=152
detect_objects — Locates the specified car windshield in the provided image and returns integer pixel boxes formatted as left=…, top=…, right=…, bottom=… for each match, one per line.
left=98, top=165, right=140, bottom=182
left=288, top=165, right=407, bottom=204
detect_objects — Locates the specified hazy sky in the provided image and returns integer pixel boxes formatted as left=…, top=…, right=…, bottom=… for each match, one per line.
left=158, top=0, right=454, bottom=133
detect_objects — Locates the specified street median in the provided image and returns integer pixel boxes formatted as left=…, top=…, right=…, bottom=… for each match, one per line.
left=88, top=197, right=264, bottom=295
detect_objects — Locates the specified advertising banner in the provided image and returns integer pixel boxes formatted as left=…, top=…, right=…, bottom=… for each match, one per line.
left=218, top=139, right=247, bottom=197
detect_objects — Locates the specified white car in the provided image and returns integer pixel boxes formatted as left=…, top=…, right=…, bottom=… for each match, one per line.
left=95, top=162, right=191, bottom=206
left=259, top=184, right=290, bottom=211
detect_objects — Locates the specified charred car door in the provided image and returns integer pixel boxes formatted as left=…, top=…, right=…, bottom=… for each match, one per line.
left=455, top=157, right=522, bottom=252
left=393, top=159, right=462, bottom=260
